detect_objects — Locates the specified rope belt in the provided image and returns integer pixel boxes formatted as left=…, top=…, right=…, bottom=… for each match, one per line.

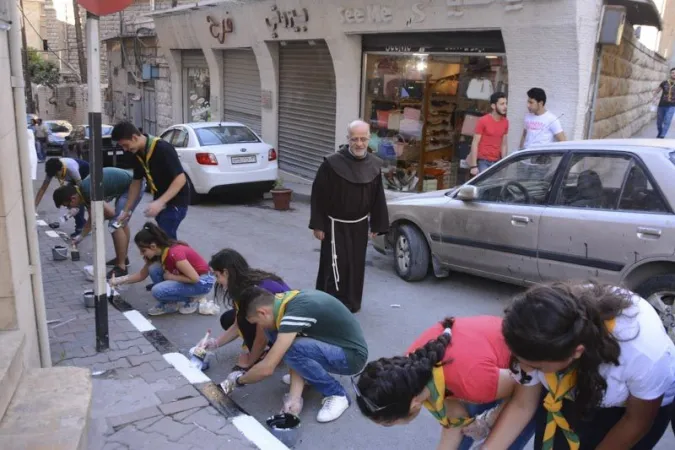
left=328, top=214, right=369, bottom=292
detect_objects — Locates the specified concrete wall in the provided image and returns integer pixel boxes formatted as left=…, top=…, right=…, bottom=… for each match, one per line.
left=23, top=0, right=46, bottom=51
left=593, top=25, right=669, bottom=139
left=0, top=28, right=41, bottom=369
left=35, top=83, right=110, bottom=125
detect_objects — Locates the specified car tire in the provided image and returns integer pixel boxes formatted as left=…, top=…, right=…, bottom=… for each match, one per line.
left=393, top=224, right=430, bottom=282
left=635, top=274, right=675, bottom=343
left=186, top=176, right=201, bottom=206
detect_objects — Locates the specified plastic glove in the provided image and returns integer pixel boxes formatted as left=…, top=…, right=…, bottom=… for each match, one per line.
left=71, top=234, right=83, bottom=246
left=202, top=338, right=219, bottom=350
left=109, top=275, right=130, bottom=287
left=281, top=394, right=304, bottom=416
left=220, top=370, right=245, bottom=394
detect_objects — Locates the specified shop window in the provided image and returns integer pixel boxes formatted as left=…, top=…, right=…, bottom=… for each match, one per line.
left=185, top=67, right=211, bottom=122
left=362, top=53, right=508, bottom=193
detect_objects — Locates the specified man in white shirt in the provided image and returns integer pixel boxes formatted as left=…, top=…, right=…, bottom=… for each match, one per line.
left=519, top=88, right=566, bottom=149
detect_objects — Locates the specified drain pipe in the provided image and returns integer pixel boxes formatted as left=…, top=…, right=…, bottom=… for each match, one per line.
left=8, top=0, right=52, bottom=367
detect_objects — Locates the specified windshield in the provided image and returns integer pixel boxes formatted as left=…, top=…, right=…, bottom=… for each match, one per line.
left=46, top=122, right=71, bottom=133
left=195, top=126, right=260, bottom=146
left=85, top=126, right=114, bottom=138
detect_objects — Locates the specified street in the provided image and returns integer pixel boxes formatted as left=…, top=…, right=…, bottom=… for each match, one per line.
left=35, top=173, right=675, bottom=450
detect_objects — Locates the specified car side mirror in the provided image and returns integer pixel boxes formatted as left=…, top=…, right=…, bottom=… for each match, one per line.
left=457, top=185, right=479, bottom=201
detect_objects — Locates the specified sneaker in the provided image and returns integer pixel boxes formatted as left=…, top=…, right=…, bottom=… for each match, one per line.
left=282, top=373, right=308, bottom=386
left=106, top=265, right=128, bottom=280
left=179, top=302, right=198, bottom=315
left=107, top=257, right=130, bottom=267
left=148, top=303, right=178, bottom=316
left=316, top=395, right=349, bottom=423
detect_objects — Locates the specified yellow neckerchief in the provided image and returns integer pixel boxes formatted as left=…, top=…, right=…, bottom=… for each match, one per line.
left=273, top=290, right=301, bottom=329
left=57, top=164, right=67, bottom=186
left=666, top=80, right=675, bottom=103
left=74, top=186, right=87, bottom=205
left=136, top=136, right=160, bottom=194
left=160, top=247, right=170, bottom=270
left=541, top=318, right=617, bottom=450
left=422, top=329, right=475, bottom=428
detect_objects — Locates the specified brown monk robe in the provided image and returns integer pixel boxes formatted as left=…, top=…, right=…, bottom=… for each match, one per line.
left=309, top=145, right=389, bottom=313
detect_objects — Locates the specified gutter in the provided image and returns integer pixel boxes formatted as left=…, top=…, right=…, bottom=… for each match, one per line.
left=8, top=0, right=52, bottom=367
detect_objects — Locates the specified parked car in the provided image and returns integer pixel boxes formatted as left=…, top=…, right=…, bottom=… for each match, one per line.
left=44, top=120, right=73, bottom=155
left=159, top=122, right=278, bottom=204
left=66, top=124, right=134, bottom=169
left=373, top=139, right=675, bottom=341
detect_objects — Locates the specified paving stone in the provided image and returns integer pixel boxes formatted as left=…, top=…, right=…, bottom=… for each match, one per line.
left=107, top=346, right=143, bottom=362
left=116, top=337, right=150, bottom=350
left=146, top=416, right=195, bottom=442
left=106, top=406, right=162, bottom=430
left=179, top=408, right=228, bottom=433
left=150, top=359, right=172, bottom=371
left=91, top=357, right=131, bottom=372
left=156, top=385, right=201, bottom=404
left=128, top=352, right=165, bottom=366
left=134, top=415, right=165, bottom=430
left=171, top=407, right=201, bottom=421
left=115, top=362, right=156, bottom=379
left=158, top=396, right=209, bottom=415
left=69, top=352, right=111, bottom=366
left=140, top=368, right=183, bottom=383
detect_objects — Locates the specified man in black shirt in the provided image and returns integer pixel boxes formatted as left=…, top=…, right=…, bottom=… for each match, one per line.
left=653, top=67, right=675, bottom=139
left=111, top=121, right=189, bottom=239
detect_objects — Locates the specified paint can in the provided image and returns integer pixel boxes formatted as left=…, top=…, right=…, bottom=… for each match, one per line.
left=265, top=413, right=301, bottom=448
left=71, top=245, right=80, bottom=261
left=52, top=245, right=68, bottom=261
left=83, top=290, right=96, bottom=308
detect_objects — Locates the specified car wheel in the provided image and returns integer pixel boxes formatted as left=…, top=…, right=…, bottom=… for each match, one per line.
left=635, top=275, right=675, bottom=343
left=393, top=224, right=430, bottom=282
left=186, top=176, right=201, bottom=205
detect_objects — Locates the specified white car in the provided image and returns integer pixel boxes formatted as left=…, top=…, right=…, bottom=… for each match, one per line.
left=160, top=122, right=278, bottom=204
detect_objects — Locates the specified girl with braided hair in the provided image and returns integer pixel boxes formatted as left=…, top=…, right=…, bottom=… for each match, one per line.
left=354, top=316, right=535, bottom=449
left=486, top=282, right=675, bottom=450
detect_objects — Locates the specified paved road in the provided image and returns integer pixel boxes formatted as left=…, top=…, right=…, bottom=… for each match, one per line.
left=36, top=174, right=674, bottom=450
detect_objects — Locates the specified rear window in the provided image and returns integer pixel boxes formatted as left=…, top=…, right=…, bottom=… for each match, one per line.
left=47, top=122, right=71, bottom=133
left=195, top=126, right=260, bottom=146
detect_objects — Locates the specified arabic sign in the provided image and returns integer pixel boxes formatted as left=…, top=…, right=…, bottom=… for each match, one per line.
left=207, top=15, right=234, bottom=44
left=265, top=5, right=309, bottom=38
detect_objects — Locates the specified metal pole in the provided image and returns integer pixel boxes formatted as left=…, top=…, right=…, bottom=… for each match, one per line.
left=586, top=44, right=604, bottom=139
left=86, top=12, right=108, bottom=352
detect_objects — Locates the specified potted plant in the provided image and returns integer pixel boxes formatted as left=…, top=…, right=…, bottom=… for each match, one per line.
left=270, top=176, right=293, bottom=211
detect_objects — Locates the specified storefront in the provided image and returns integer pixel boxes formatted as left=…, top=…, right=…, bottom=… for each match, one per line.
left=223, top=49, right=263, bottom=135
left=181, top=50, right=211, bottom=123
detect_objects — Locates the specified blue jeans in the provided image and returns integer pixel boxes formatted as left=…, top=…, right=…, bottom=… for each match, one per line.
left=478, top=159, right=497, bottom=173
left=266, top=331, right=353, bottom=397
left=148, top=263, right=215, bottom=306
left=36, top=140, right=46, bottom=161
left=657, top=106, right=675, bottom=138
left=458, top=400, right=535, bottom=450
left=156, top=205, right=188, bottom=240
left=112, top=179, right=146, bottom=224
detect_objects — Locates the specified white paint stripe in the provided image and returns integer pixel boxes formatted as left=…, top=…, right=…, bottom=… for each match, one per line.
left=123, top=310, right=156, bottom=332
left=36, top=220, right=48, bottom=226
left=279, top=321, right=312, bottom=327
left=232, top=415, right=290, bottom=450
left=45, top=230, right=60, bottom=238
left=283, top=316, right=317, bottom=323
left=163, top=352, right=211, bottom=384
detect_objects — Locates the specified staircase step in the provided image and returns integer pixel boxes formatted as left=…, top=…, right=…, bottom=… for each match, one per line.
left=0, top=367, right=92, bottom=450
left=0, top=331, right=25, bottom=421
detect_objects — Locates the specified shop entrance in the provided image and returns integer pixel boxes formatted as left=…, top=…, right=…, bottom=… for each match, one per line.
left=182, top=50, right=211, bottom=123
left=278, top=40, right=337, bottom=178
left=223, top=49, right=262, bottom=135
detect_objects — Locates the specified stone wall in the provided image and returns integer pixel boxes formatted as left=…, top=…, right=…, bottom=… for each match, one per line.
left=35, top=84, right=110, bottom=125
left=593, top=25, right=669, bottom=139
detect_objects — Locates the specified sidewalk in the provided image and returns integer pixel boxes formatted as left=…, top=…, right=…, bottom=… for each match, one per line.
left=631, top=118, right=675, bottom=139
left=37, top=223, right=286, bottom=450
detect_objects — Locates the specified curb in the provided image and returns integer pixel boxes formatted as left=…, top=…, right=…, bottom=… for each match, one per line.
left=38, top=224, right=290, bottom=450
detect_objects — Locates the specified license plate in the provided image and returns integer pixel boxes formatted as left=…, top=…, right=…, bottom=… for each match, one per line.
left=231, top=155, right=256, bottom=165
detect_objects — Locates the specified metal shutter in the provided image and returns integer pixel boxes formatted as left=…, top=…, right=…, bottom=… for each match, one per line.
left=182, top=50, right=207, bottom=68
left=278, top=41, right=336, bottom=178
left=223, top=49, right=262, bottom=136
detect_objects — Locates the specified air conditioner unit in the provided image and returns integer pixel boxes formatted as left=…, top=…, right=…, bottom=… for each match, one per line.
left=597, top=5, right=626, bottom=46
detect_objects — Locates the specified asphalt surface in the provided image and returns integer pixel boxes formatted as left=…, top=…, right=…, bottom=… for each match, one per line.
left=34, top=170, right=674, bottom=450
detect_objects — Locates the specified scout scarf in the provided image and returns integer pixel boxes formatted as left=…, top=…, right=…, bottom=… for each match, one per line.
left=422, top=328, right=475, bottom=428
left=273, top=290, right=301, bottom=329
left=136, top=136, right=160, bottom=194
left=541, top=318, right=617, bottom=450
left=666, top=80, right=675, bottom=103
left=160, top=247, right=170, bottom=270
left=75, top=186, right=87, bottom=205
left=58, top=164, right=68, bottom=186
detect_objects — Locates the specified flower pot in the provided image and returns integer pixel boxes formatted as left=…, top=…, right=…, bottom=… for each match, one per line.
left=271, top=189, right=293, bottom=211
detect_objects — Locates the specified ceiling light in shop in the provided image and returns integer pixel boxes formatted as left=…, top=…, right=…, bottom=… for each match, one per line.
left=416, top=61, right=427, bottom=71
left=485, top=55, right=498, bottom=59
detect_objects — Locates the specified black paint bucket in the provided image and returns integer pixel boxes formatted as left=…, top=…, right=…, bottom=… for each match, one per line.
left=266, top=413, right=301, bottom=448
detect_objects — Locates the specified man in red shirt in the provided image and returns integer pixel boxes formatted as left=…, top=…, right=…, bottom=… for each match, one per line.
left=468, top=92, right=509, bottom=176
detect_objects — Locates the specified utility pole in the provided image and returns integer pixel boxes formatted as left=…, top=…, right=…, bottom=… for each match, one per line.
left=19, top=0, right=35, bottom=113
left=73, top=0, right=88, bottom=84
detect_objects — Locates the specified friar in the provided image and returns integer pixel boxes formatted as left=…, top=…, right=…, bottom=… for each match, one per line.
left=309, top=120, right=389, bottom=313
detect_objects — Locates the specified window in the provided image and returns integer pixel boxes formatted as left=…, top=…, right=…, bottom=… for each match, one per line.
left=470, top=153, right=564, bottom=204
left=555, top=154, right=632, bottom=210
left=172, top=129, right=189, bottom=148
left=618, top=164, right=668, bottom=213
left=185, top=67, right=210, bottom=122
left=160, top=130, right=176, bottom=143
left=195, top=126, right=260, bottom=147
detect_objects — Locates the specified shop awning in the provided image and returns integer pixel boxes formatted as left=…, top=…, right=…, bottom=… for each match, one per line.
left=606, top=0, right=663, bottom=30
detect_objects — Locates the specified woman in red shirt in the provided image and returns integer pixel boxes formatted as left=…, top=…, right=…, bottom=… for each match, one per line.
left=110, top=222, right=215, bottom=316
left=354, top=316, right=535, bottom=449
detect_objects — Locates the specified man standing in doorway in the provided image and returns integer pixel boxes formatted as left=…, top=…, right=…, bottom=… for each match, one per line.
left=653, top=67, right=675, bottom=139
left=111, top=121, right=189, bottom=239
left=468, top=92, right=509, bottom=176
left=519, top=88, right=566, bottom=149
left=309, top=120, right=389, bottom=313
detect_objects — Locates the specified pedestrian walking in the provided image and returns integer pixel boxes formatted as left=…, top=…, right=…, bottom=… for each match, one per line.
left=309, top=119, right=389, bottom=313
left=34, top=118, right=48, bottom=162
left=467, top=92, right=509, bottom=175
left=203, top=249, right=291, bottom=370
left=221, top=287, right=368, bottom=423
left=111, top=121, right=189, bottom=240
left=35, top=157, right=90, bottom=236
left=519, top=88, right=566, bottom=149
left=653, top=68, right=675, bottom=139
left=354, top=316, right=536, bottom=450
left=53, top=167, right=145, bottom=278
left=109, top=222, right=215, bottom=316
left=486, top=282, right=675, bottom=449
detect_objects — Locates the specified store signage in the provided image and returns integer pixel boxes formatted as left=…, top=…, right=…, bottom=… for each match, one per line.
left=265, top=5, right=309, bottom=38
left=447, top=0, right=525, bottom=17
left=207, top=15, right=234, bottom=44
left=406, top=3, right=427, bottom=26
left=338, top=5, right=393, bottom=24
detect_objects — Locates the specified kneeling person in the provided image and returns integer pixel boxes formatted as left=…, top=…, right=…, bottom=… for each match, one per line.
left=223, top=287, right=368, bottom=423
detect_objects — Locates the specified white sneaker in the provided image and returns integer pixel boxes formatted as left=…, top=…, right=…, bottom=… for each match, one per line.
left=316, top=395, right=349, bottom=423
left=179, top=302, right=198, bottom=315
left=282, top=373, right=308, bottom=386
